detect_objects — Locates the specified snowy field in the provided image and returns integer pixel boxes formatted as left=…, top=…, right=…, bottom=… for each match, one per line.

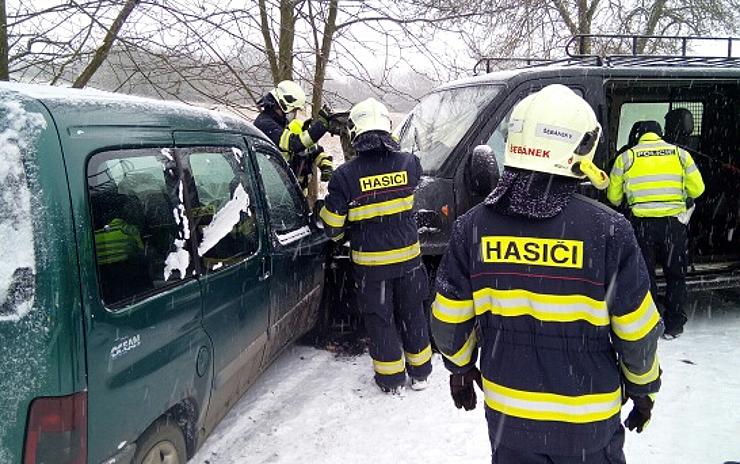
left=191, top=289, right=740, bottom=464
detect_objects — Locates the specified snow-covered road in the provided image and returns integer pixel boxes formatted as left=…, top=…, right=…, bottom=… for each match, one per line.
left=192, top=290, right=740, bottom=464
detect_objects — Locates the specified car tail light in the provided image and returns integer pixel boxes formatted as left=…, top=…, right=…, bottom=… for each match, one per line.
left=24, top=392, right=87, bottom=464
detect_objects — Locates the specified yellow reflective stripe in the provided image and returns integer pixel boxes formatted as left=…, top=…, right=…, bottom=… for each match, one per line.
left=278, top=128, right=292, bottom=151
left=473, top=288, right=609, bottom=326
left=621, top=355, right=660, bottom=385
left=611, top=292, right=660, bottom=341
left=347, top=195, right=414, bottom=222
left=299, top=130, right=314, bottom=147
left=405, top=344, right=432, bottom=367
left=373, top=357, right=405, bottom=375
left=319, top=206, right=346, bottom=228
left=331, top=232, right=345, bottom=242
left=441, top=330, right=477, bottom=367
left=351, top=242, right=420, bottom=266
left=482, top=377, right=622, bottom=423
left=432, top=292, right=475, bottom=324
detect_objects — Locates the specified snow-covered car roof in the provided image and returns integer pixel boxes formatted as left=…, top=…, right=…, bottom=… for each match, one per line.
left=0, top=82, right=265, bottom=140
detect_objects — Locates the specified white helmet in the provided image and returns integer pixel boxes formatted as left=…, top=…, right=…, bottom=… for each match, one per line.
left=270, top=80, right=306, bottom=113
left=504, top=84, right=601, bottom=179
left=348, top=98, right=392, bottom=140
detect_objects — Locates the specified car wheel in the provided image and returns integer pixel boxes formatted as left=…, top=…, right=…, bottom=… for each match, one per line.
left=133, top=418, right=187, bottom=464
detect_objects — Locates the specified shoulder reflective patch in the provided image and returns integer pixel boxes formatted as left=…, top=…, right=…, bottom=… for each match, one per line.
left=481, top=236, right=583, bottom=269
left=359, top=170, right=408, bottom=192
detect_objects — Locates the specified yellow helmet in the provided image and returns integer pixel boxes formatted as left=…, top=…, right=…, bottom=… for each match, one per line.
left=348, top=98, right=392, bottom=140
left=504, top=84, right=601, bottom=179
left=270, top=80, right=306, bottom=113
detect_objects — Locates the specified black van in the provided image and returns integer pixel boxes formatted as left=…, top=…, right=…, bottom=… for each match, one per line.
left=394, top=35, right=740, bottom=293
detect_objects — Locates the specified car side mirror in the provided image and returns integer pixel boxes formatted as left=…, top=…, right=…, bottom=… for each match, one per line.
left=469, top=145, right=500, bottom=196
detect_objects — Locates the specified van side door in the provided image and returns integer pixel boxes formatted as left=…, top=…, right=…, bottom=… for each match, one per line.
left=172, top=132, right=271, bottom=436
left=83, top=146, right=209, bottom=464
left=248, top=141, right=328, bottom=363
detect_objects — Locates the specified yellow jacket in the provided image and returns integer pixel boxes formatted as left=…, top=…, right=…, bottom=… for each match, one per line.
left=607, top=132, right=705, bottom=217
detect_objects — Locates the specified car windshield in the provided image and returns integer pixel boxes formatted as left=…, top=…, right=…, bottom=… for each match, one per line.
left=399, top=84, right=501, bottom=173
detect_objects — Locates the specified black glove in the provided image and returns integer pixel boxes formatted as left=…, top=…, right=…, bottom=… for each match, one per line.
left=624, top=395, right=654, bottom=433
left=317, top=104, right=332, bottom=127
left=450, top=367, right=482, bottom=411
left=685, top=197, right=695, bottom=208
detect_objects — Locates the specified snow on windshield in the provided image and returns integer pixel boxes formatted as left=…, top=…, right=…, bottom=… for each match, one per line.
left=197, top=183, right=251, bottom=256
left=0, top=100, right=46, bottom=322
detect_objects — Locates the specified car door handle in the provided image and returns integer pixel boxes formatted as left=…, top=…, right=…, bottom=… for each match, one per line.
left=259, top=256, right=272, bottom=281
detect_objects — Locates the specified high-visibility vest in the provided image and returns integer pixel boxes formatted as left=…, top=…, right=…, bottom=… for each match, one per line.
left=94, top=218, right=144, bottom=265
left=607, top=132, right=705, bottom=217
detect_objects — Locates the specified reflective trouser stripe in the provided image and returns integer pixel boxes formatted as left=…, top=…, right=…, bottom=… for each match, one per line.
left=351, top=242, right=421, bottom=266
left=432, top=292, right=475, bottom=323
left=319, top=205, right=346, bottom=228
left=611, top=292, right=661, bottom=341
left=482, top=377, right=622, bottom=424
left=441, top=330, right=477, bottom=367
left=473, top=288, right=609, bottom=327
left=348, top=195, right=414, bottom=222
left=630, top=201, right=686, bottom=217
left=405, top=344, right=432, bottom=367
left=373, top=357, right=405, bottom=375
left=621, top=354, right=660, bottom=385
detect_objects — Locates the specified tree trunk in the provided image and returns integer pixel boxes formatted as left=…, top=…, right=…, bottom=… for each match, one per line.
left=276, top=0, right=295, bottom=81
left=72, top=0, right=139, bottom=89
left=0, top=0, right=8, bottom=81
left=307, top=0, right=339, bottom=206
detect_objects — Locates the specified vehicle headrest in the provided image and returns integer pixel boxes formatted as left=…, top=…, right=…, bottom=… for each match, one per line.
left=629, top=120, right=663, bottom=146
left=665, top=108, right=694, bottom=138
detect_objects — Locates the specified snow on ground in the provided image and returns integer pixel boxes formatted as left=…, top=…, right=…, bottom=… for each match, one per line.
left=192, top=290, right=740, bottom=464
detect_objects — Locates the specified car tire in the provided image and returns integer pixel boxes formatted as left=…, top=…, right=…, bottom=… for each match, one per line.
left=133, top=417, right=187, bottom=464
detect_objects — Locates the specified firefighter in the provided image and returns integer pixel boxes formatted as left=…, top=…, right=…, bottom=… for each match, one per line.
left=431, top=84, right=663, bottom=463
left=607, top=119, right=705, bottom=338
left=253, top=80, right=335, bottom=189
left=320, top=98, right=432, bottom=394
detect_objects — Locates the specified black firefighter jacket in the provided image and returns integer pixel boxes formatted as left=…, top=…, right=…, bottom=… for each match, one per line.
left=432, top=180, right=663, bottom=456
left=320, top=133, right=422, bottom=281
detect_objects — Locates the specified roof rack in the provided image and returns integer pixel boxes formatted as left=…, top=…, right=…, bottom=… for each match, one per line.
left=473, top=34, right=740, bottom=74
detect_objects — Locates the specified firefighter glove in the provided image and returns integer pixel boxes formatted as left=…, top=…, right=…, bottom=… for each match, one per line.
left=624, top=395, right=654, bottom=433
left=318, top=104, right=332, bottom=127
left=450, top=367, right=482, bottom=411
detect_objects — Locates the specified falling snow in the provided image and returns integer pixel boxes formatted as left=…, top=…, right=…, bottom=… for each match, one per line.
left=192, top=290, right=740, bottom=464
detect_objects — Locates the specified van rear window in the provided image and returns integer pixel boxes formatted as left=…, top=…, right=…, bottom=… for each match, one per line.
left=0, top=101, right=45, bottom=322
left=399, top=85, right=501, bottom=173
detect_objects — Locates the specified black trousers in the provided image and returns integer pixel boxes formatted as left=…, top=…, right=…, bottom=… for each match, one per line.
left=632, top=216, right=688, bottom=334
left=356, top=265, right=433, bottom=389
left=492, top=426, right=626, bottom=464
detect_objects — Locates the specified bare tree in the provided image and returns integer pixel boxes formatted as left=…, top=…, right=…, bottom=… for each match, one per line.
left=0, top=0, right=8, bottom=81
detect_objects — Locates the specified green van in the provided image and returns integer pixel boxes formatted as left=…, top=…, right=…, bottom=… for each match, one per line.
left=0, top=83, right=328, bottom=464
